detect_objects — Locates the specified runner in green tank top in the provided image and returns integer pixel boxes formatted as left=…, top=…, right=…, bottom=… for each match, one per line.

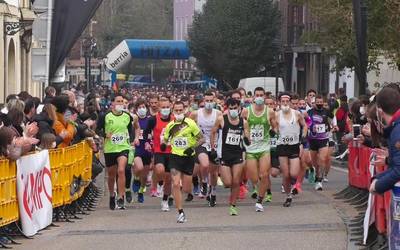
left=97, top=94, right=140, bottom=210
left=241, top=87, right=277, bottom=213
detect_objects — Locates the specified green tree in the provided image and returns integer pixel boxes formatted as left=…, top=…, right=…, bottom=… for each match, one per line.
left=188, top=0, right=281, bottom=89
left=295, top=0, right=400, bottom=71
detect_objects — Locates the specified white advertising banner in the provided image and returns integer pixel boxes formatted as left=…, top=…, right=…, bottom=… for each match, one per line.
left=4, top=0, right=19, bottom=7
left=16, top=150, right=53, bottom=237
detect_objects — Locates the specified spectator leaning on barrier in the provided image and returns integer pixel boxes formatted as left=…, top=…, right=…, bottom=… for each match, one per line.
left=52, top=95, right=76, bottom=148
left=370, top=87, right=400, bottom=193
left=33, top=103, right=63, bottom=146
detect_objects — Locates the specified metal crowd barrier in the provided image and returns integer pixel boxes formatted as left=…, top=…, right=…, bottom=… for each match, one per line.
left=0, top=140, right=101, bottom=248
left=334, top=142, right=390, bottom=249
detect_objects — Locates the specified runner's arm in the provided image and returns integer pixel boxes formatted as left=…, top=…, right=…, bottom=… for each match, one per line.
left=241, top=108, right=248, bottom=120
left=132, top=114, right=140, bottom=144
left=298, top=111, right=308, bottom=137
left=243, top=119, right=250, bottom=140
left=269, top=109, right=278, bottom=133
left=127, top=115, right=135, bottom=143
left=210, top=116, right=223, bottom=151
left=143, top=116, right=156, bottom=141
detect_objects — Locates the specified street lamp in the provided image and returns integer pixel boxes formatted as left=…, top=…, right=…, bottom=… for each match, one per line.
left=83, top=37, right=97, bottom=92
left=272, top=39, right=283, bottom=98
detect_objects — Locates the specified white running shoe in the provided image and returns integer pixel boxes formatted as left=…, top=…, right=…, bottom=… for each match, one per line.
left=177, top=212, right=187, bottom=223
left=315, top=182, right=323, bottom=191
left=323, top=177, right=329, bottom=183
left=161, top=200, right=170, bottom=212
left=255, top=202, right=264, bottom=212
left=281, top=185, right=285, bottom=193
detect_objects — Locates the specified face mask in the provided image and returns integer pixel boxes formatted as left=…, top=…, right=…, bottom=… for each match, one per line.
left=311, top=97, right=316, bottom=103
left=115, top=105, right=124, bottom=112
left=281, top=105, right=290, bottom=112
left=137, top=107, right=147, bottom=117
left=316, top=104, right=323, bottom=110
left=299, top=107, right=306, bottom=112
left=175, top=113, right=185, bottom=122
left=254, top=97, right=264, bottom=105
left=52, top=142, right=57, bottom=149
left=229, top=109, right=239, bottom=119
left=360, top=106, right=366, bottom=115
left=160, top=108, right=171, bottom=117
left=191, top=104, right=199, bottom=110
left=64, top=113, right=71, bottom=121
left=205, top=102, right=215, bottom=110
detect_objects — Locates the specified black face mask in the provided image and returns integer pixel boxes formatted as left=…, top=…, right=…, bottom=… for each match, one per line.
left=316, top=104, right=323, bottom=110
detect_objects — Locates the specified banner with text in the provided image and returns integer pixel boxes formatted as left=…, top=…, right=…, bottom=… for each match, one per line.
left=16, top=150, right=53, bottom=236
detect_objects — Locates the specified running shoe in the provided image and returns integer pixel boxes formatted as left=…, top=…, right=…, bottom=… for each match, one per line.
left=177, top=212, right=187, bottom=223
left=209, top=195, right=216, bottom=207
left=185, top=193, right=194, bottom=202
left=255, top=202, right=264, bottom=212
left=305, top=169, right=309, bottom=180
left=116, top=197, right=125, bottom=209
left=193, top=185, right=200, bottom=195
left=229, top=205, right=238, bottom=216
left=283, top=197, right=292, bottom=207
left=308, top=167, right=316, bottom=184
left=291, top=186, right=298, bottom=196
left=199, top=183, right=208, bottom=198
left=125, top=190, right=133, bottom=203
left=314, top=181, right=323, bottom=191
left=132, top=179, right=141, bottom=193
left=323, top=176, right=329, bottom=183
left=217, top=177, right=224, bottom=186
left=109, top=195, right=116, bottom=210
left=168, top=197, right=174, bottom=207
left=295, top=182, right=303, bottom=193
left=264, top=193, right=272, bottom=203
left=251, top=188, right=258, bottom=199
left=281, top=185, right=285, bottom=193
left=239, top=184, right=248, bottom=199
left=150, top=187, right=158, bottom=197
left=138, top=192, right=144, bottom=203
left=161, top=200, right=170, bottom=212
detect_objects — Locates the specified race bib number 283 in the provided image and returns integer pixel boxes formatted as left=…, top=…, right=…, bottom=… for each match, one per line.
left=173, top=137, right=188, bottom=148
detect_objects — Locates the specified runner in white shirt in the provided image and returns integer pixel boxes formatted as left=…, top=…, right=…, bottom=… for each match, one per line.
left=276, top=93, right=307, bottom=207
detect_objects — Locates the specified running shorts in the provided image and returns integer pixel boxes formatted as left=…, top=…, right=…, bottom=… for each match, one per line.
left=246, top=151, right=269, bottom=160
left=195, top=145, right=218, bottom=164
left=276, top=144, right=300, bottom=159
left=169, top=154, right=195, bottom=176
left=104, top=150, right=129, bottom=167
left=134, top=153, right=152, bottom=165
left=309, top=139, right=329, bottom=151
left=154, top=153, right=170, bottom=173
left=270, top=150, right=280, bottom=168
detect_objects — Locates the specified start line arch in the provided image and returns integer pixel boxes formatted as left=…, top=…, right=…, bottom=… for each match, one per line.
left=105, top=39, right=191, bottom=73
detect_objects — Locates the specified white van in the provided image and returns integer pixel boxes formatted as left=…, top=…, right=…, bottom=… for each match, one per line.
left=238, top=77, right=285, bottom=95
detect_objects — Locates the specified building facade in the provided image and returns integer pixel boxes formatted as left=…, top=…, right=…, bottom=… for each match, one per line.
left=0, top=0, right=39, bottom=102
left=173, top=0, right=206, bottom=80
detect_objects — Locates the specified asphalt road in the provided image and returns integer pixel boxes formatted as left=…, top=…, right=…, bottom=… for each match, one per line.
left=13, top=167, right=351, bottom=250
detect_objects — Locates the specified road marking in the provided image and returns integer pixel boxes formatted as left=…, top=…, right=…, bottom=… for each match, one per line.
left=332, top=166, right=348, bottom=174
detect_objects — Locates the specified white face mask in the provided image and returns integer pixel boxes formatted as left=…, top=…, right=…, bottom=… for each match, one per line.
left=52, top=141, right=57, bottom=149
left=360, top=106, right=366, bottom=115
left=175, top=113, right=185, bottom=122
left=281, top=105, right=290, bottom=113
left=137, top=107, right=147, bottom=117
left=115, top=105, right=124, bottom=112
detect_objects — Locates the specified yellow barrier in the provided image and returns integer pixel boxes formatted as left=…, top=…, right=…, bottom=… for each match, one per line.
left=0, top=159, right=19, bottom=227
left=0, top=140, right=93, bottom=228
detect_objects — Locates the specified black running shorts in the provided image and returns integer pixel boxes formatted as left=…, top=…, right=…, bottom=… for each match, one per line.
left=104, top=150, right=129, bottom=167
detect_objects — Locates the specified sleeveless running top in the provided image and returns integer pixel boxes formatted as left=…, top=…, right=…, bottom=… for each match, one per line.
left=153, top=113, right=172, bottom=153
left=246, top=105, right=270, bottom=153
left=197, top=108, right=218, bottom=151
left=307, top=109, right=330, bottom=140
left=104, top=111, right=132, bottom=153
left=221, top=115, right=244, bottom=159
left=277, top=109, right=300, bottom=145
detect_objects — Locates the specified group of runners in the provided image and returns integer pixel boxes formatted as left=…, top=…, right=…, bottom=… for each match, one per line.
left=97, top=87, right=337, bottom=223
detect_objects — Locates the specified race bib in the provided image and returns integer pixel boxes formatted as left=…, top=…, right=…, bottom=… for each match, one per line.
left=111, top=134, right=126, bottom=145
left=281, top=135, right=295, bottom=145
left=315, top=124, right=326, bottom=133
left=270, top=138, right=277, bottom=147
left=173, top=137, right=188, bottom=149
left=226, top=133, right=241, bottom=145
left=204, top=143, right=217, bottom=151
left=139, top=129, right=144, bottom=140
left=250, top=125, right=264, bottom=142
